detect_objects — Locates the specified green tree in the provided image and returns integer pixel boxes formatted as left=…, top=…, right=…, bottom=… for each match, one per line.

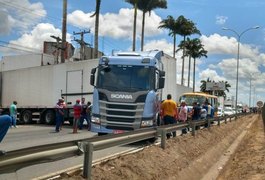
left=125, top=0, right=138, bottom=51
left=90, top=0, right=101, bottom=58
left=178, top=17, right=201, bottom=85
left=137, top=0, right=167, bottom=51
left=185, top=38, right=207, bottom=92
left=158, top=15, right=184, bottom=58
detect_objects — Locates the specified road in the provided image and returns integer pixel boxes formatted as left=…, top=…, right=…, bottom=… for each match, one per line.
left=0, top=124, right=140, bottom=180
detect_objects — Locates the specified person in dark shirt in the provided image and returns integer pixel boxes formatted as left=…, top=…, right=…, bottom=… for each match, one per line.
left=191, top=102, right=201, bottom=120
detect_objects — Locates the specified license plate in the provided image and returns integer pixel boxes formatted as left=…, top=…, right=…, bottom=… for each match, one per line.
left=113, top=130, right=124, bottom=134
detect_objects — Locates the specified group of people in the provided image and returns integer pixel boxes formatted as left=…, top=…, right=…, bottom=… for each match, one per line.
left=160, top=94, right=215, bottom=139
left=55, top=97, right=92, bottom=133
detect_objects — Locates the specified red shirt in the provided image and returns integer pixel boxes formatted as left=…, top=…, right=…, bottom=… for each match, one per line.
left=73, top=103, right=82, bottom=119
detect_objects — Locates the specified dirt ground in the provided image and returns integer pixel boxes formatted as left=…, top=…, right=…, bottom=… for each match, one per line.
left=64, top=114, right=264, bottom=180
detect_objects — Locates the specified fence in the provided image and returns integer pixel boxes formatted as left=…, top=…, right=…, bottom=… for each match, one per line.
left=0, top=113, right=248, bottom=179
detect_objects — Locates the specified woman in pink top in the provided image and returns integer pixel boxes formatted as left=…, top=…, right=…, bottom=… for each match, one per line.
left=178, top=100, right=187, bottom=122
left=178, top=100, right=188, bottom=135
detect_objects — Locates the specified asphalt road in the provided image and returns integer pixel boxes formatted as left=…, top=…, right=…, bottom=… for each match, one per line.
left=0, top=124, right=139, bottom=180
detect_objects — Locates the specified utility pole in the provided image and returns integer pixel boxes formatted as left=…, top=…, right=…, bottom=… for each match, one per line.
left=50, top=35, right=62, bottom=64
left=61, top=0, right=67, bottom=63
left=73, top=30, right=91, bottom=60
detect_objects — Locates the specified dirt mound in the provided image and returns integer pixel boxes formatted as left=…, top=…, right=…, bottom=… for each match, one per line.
left=65, top=114, right=261, bottom=180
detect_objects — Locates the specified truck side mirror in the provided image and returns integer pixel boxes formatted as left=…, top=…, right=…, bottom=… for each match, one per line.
left=90, top=68, right=96, bottom=86
left=159, top=77, right=165, bottom=89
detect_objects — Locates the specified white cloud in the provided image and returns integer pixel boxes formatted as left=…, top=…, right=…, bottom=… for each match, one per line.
left=215, top=15, right=228, bottom=25
left=199, top=68, right=226, bottom=82
left=0, top=0, right=46, bottom=35
left=67, top=8, right=163, bottom=39
left=5, top=23, right=71, bottom=55
left=143, top=39, right=173, bottom=56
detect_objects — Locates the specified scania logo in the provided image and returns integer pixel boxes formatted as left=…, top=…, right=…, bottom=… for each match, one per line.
left=111, top=94, right=133, bottom=99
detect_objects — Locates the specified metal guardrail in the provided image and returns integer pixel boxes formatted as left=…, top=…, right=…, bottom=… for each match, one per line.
left=0, top=112, right=250, bottom=179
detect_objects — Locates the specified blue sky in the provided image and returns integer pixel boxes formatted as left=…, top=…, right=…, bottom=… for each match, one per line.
left=0, top=0, right=265, bottom=106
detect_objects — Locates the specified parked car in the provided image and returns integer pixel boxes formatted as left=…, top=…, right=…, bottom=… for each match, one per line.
left=223, top=108, right=234, bottom=116
left=217, top=107, right=224, bottom=117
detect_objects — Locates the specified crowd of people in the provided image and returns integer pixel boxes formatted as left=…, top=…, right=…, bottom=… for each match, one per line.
left=160, top=94, right=215, bottom=138
left=55, top=97, right=92, bottom=133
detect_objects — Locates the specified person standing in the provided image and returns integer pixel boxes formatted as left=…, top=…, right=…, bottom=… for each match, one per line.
left=0, top=114, right=12, bottom=155
left=55, top=98, right=64, bottom=132
left=161, top=94, right=178, bottom=139
left=9, top=101, right=17, bottom=128
left=178, top=100, right=188, bottom=134
left=73, top=99, right=82, bottom=133
left=79, top=97, right=88, bottom=130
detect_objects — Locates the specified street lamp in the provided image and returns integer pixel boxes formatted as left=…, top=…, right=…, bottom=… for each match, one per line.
left=222, top=26, right=259, bottom=116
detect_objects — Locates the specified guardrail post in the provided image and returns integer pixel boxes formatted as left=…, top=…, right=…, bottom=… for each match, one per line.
left=83, top=142, right=94, bottom=180
left=192, top=122, right=196, bottom=136
left=225, top=116, right=227, bottom=124
left=217, top=118, right=220, bottom=126
left=230, top=116, right=232, bottom=122
left=161, top=129, right=167, bottom=149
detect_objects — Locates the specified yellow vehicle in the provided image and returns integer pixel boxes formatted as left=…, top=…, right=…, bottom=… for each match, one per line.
left=178, top=92, right=218, bottom=116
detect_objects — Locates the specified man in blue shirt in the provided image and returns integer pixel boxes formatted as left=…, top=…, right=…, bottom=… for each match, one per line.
left=9, top=101, right=17, bottom=128
left=0, top=112, right=12, bottom=155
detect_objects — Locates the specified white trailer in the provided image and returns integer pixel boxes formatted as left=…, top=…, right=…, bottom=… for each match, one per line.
left=0, top=54, right=98, bottom=124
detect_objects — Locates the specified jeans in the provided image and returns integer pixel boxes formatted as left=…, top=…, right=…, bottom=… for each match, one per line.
left=79, top=115, right=91, bottom=130
left=0, top=115, right=12, bottom=142
left=163, top=115, right=177, bottom=138
left=55, top=114, right=64, bottom=132
left=10, top=114, right=17, bottom=127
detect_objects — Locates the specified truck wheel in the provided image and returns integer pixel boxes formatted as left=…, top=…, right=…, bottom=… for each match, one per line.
left=44, top=110, right=55, bottom=125
left=21, top=110, right=32, bottom=124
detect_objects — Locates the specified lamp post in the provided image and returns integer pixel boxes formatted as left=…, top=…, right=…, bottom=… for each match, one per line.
left=222, top=26, right=259, bottom=117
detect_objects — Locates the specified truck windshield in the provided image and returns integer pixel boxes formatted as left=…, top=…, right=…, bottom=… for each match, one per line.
left=97, top=65, right=154, bottom=91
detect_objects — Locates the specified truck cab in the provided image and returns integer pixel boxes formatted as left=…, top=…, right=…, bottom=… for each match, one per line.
left=90, top=50, right=165, bottom=134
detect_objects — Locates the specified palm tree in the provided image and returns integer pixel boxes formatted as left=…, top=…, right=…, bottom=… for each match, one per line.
left=125, top=0, right=138, bottom=51
left=137, top=0, right=167, bottom=51
left=187, top=38, right=207, bottom=92
left=90, top=0, right=101, bottom=58
left=178, top=17, right=201, bottom=85
left=158, top=15, right=183, bottom=58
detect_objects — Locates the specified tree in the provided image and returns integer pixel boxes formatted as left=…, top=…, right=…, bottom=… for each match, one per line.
left=125, top=0, right=138, bottom=51
left=137, top=0, right=167, bottom=51
left=158, top=15, right=183, bottom=58
left=200, top=78, right=231, bottom=99
left=185, top=38, right=207, bottom=92
left=178, top=17, right=201, bottom=85
left=90, top=0, right=101, bottom=58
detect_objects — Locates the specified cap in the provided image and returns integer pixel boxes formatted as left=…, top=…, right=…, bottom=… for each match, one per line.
left=76, top=99, right=80, bottom=103
left=181, top=100, right=186, bottom=103
left=59, top=98, right=64, bottom=102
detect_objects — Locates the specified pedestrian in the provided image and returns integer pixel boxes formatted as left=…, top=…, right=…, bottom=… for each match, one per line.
left=161, top=94, right=178, bottom=139
left=60, top=97, right=67, bottom=130
left=178, top=100, right=188, bottom=135
left=86, top=101, right=92, bottom=130
left=78, top=97, right=87, bottom=130
left=55, top=98, right=64, bottom=132
left=207, top=102, right=212, bottom=118
left=190, top=102, right=201, bottom=130
left=9, top=101, right=17, bottom=128
left=0, top=114, right=12, bottom=156
left=73, top=99, right=82, bottom=133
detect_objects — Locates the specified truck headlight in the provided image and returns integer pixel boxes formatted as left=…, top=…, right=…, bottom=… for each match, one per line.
left=91, top=116, right=100, bottom=124
left=141, top=119, right=153, bottom=127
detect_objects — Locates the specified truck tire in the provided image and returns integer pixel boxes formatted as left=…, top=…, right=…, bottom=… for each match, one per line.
left=21, top=110, right=32, bottom=124
left=44, top=110, right=55, bottom=125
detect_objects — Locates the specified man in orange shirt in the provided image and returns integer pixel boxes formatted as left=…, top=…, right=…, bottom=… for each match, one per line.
left=161, top=94, right=178, bottom=139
